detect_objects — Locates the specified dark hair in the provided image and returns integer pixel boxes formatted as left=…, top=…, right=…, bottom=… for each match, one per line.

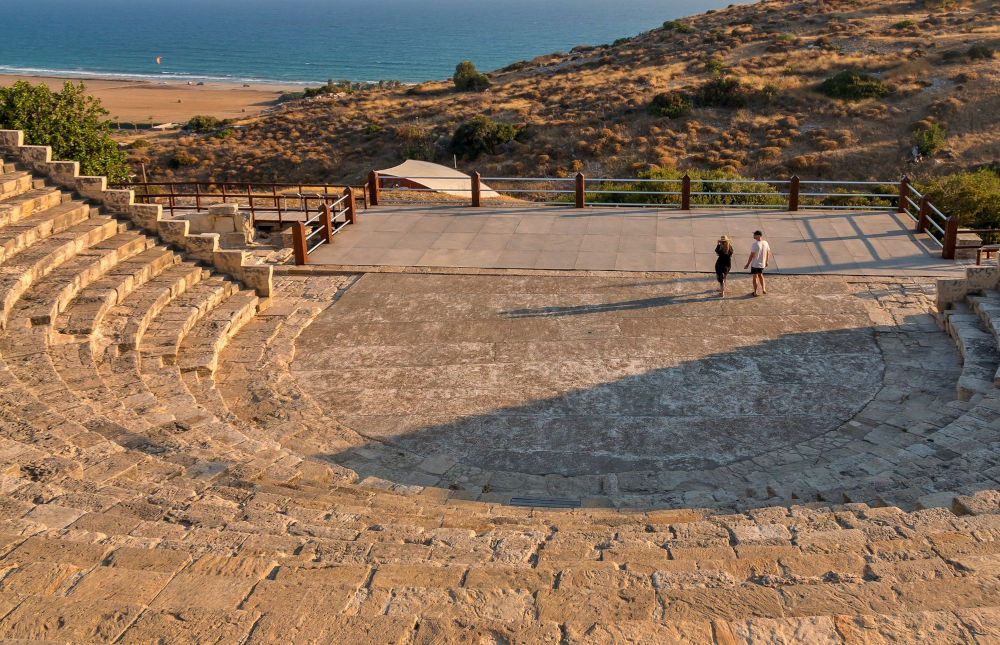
left=753, top=230, right=763, bottom=236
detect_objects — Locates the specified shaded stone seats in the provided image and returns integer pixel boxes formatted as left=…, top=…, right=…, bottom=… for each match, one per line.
left=3, top=477, right=1000, bottom=643
left=938, top=302, right=1000, bottom=400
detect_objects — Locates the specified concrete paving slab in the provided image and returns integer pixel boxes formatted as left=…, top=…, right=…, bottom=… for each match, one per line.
left=309, top=205, right=970, bottom=277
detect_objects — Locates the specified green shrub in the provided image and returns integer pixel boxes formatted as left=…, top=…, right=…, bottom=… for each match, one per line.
left=276, top=90, right=306, bottom=103
left=453, top=61, right=492, bottom=92
left=448, top=116, right=521, bottom=160
left=914, top=123, right=946, bottom=156
left=211, top=128, right=235, bottom=139
left=397, top=124, right=433, bottom=160
left=892, top=19, right=918, bottom=29
left=169, top=152, right=197, bottom=168
left=663, top=20, right=693, bottom=33
left=967, top=44, right=995, bottom=60
left=647, top=92, right=692, bottom=118
left=585, top=168, right=783, bottom=206
left=819, top=186, right=894, bottom=208
left=126, top=138, right=151, bottom=149
left=0, top=80, right=129, bottom=182
left=922, top=170, right=1000, bottom=229
left=817, top=70, right=891, bottom=100
left=364, top=123, right=383, bottom=135
left=705, top=58, right=728, bottom=75
left=612, top=37, right=632, bottom=46
left=186, top=115, right=221, bottom=133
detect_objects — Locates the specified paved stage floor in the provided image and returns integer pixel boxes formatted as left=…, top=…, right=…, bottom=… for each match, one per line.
left=306, top=204, right=970, bottom=276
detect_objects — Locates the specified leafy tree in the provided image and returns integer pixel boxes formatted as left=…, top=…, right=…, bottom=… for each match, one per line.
left=186, top=114, right=221, bottom=133
left=923, top=170, right=1000, bottom=229
left=448, top=116, right=520, bottom=159
left=453, top=61, right=491, bottom=92
left=0, top=80, right=129, bottom=182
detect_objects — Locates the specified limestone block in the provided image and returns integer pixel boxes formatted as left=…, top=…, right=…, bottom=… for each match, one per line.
left=117, top=608, right=261, bottom=645
left=0, top=596, right=143, bottom=643
left=75, top=176, right=107, bottom=202
left=241, top=264, right=273, bottom=297
left=38, top=160, right=79, bottom=189
left=17, top=145, right=51, bottom=169
left=149, top=573, right=257, bottom=611
left=937, top=278, right=974, bottom=312
left=185, top=233, right=220, bottom=264
left=952, top=489, right=1000, bottom=516
left=102, top=188, right=133, bottom=212
left=0, top=129, right=24, bottom=151
left=157, top=219, right=190, bottom=247
left=964, top=265, right=999, bottom=291
left=730, top=616, right=841, bottom=644
left=64, top=565, right=172, bottom=604
left=128, top=202, right=162, bottom=230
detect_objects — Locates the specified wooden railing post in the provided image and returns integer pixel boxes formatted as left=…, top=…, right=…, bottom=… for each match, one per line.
left=916, top=195, right=930, bottom=234
left=194, top=182, right=202, bottom=211
left=471, top=171, right=481, bottom=207
left=788, top=175, right=800, bottom=212
left=345, top=187, right=357, bottom=225
left=320, top=204, right=333, bottom=244
left=943, top=216, right=958, bottom=260
left=292, top=221, right=308, bottom=265
left=898, top=176, right=910, bottom=214
left=681, top=174, right=691, bottom=210
left=575, top=172, right=585, bottom=208
left=368, top=170, right=380, bottom=206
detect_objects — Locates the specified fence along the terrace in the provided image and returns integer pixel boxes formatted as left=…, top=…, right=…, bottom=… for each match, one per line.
left=368, top=170, right=969, bottom=259
left=117, top=180, right=368, bottom=227
left=290, top=188, right=359, bottom=264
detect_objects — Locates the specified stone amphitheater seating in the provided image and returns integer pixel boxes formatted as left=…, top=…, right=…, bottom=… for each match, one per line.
left=1, top=134, right=1000, bottom=642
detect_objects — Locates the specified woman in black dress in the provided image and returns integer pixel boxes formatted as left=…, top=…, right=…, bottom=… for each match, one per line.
left=715, top=235, right=733, bottom=297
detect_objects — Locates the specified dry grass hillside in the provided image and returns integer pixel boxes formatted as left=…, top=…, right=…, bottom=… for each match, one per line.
left=129, top=0, right=1000, bottom=186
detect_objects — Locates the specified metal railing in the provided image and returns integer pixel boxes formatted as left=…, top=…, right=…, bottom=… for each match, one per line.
left=114, top=180, right=368, bottom=227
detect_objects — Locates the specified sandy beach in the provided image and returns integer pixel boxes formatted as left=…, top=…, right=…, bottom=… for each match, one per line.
left=0, top=74, right=297, bottom=124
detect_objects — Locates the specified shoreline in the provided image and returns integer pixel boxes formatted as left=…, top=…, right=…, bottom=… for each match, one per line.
left=0, top=73, right=300, bottom=124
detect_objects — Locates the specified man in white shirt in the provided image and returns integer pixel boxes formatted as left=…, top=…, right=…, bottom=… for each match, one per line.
left=743, top=230, right=771, bottom=296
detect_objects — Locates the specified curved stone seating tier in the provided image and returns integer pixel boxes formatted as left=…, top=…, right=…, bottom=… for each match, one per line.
left=1, top=154, right=1000, bottom=638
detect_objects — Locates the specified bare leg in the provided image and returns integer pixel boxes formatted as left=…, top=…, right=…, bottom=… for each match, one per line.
left=752, top=273, right=759, bottom=295
left=761, top=273, right=767, bottom=294
left=721, top=277, right=726, bottom=297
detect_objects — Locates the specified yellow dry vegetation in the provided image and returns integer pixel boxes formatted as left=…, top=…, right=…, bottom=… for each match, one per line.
left=130, top=0, right=1000, bottom=185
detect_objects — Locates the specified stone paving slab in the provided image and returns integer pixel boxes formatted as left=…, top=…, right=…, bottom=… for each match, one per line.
left=307, top=205, right=970, bottom=277
left=289, top=272, right=962, bottom=506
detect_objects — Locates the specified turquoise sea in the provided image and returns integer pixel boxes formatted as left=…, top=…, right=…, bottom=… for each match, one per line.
left=1, top=0, right=753, bottom=85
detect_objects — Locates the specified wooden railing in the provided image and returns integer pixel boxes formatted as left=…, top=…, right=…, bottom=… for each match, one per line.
left=369, top=170, right=975, bottom=260
left=291, top=188, right=358, bottom=265
left=114, top=180, right=369, bottom=227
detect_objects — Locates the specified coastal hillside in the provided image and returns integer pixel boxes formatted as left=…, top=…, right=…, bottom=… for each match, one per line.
left=131, top=0, right=1000, bottom=185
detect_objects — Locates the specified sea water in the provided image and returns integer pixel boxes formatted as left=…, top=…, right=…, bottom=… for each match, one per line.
left=1, top=0, right=752, bottom=85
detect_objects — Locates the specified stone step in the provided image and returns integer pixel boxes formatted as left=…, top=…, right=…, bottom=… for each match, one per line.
left=55, top=246, right=179, bottom=337
left=177, top=290, right=261, bottom=377
left=139, top=277, right=234, bottom=361
left=10, top=231, right=151, bottom=331
left=940, top=303, right=1000, bottom=400
left=0, top=170, right=32, bottom=200
left=0, top=186, right=63, bottom=226
left=99, top=262, right=207, bottom=354
left=0, top=216, right=122, bottom=330
left=0, top=199, right=92, bottom=268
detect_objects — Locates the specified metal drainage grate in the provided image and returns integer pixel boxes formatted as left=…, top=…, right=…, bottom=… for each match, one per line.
left=509, top=497, right=581, bottom=509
